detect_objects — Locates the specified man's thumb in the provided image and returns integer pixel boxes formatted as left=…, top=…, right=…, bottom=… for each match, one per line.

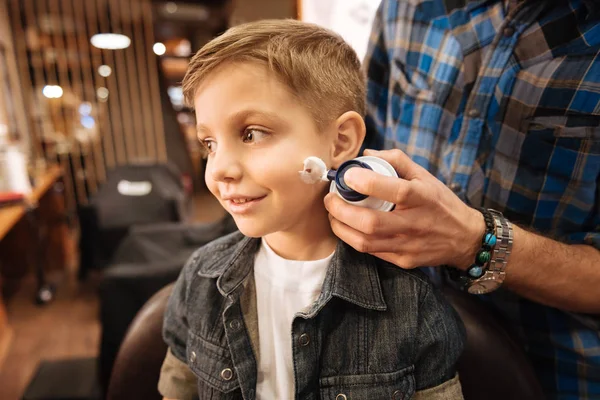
left=364, top=148, right=419, bottom=179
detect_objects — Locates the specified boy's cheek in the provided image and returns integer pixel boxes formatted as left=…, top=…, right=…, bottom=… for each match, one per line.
left=205, top=178, right=220, bottom=199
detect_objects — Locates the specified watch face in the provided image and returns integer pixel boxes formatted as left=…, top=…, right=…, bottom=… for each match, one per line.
left=467, top=279, right=499, bottom=295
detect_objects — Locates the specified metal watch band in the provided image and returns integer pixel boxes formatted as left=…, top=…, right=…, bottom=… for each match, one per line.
left=487, top=209, right=513, bottom=281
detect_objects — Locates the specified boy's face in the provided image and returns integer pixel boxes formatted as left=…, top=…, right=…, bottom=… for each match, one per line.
left=194, top=61, right=334, bottom=239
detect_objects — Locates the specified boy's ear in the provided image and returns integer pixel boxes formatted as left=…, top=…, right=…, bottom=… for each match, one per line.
left=330, top=111, right=366, bottom=169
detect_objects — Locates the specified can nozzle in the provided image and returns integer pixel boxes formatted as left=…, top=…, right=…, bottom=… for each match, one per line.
left=299, top=156, right=329, bottom=184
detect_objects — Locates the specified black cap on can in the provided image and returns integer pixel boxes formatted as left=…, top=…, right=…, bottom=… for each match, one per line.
left=329, top=160, right=371, bottom=202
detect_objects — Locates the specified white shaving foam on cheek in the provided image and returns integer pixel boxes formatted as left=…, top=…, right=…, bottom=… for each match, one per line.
left=299, top=156, right=329, bottom=184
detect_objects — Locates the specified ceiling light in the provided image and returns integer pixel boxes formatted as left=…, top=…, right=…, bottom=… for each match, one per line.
left=98, top=65, right=112, bottom=77
left=42, top=85, right=63, bottom=99
left=168, top=86, right=184, bottom=109
left=165, top=2, right=178, bottom=13
left=153, top=42, right=166, bottom=56
left=78, top=102, right=92, bottom=115
left=97, top=87, right=109, bottom=101
left=158, top=3, right=209, bottom=21
left=81, top=116, right=96, bottom=129
left=174, top=40, right=191, bottom=57
left=90, top=33, right=131, bottom=50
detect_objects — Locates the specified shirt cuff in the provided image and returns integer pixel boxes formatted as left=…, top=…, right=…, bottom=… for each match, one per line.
left=158, top=347, right=198, bottom=400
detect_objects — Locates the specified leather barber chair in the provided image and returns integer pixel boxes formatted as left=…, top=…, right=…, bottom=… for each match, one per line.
left=107, top=285, right=545, bottom=400
left=443, top=286, right=545, bottom=400
left=107, top=284, right=173, bottom=400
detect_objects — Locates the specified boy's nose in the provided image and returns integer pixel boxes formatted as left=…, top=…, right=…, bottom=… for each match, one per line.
left=209, top=147, right=243, bottom=182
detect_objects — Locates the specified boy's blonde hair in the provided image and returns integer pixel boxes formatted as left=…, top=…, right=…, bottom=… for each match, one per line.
left=182, top=19, right=365, bottom=130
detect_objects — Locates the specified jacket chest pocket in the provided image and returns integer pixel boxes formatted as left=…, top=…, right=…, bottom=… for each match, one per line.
left=186, top=330, right=243, bottom=400
left=319, top=366, right=415, bottom=400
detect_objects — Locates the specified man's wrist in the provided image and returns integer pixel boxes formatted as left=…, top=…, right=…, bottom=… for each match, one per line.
left=455, top=206, right=486, bottom=271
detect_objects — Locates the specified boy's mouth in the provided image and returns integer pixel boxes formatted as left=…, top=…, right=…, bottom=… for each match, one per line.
left=222, top=195, right=267, bottom=213
left=231, top=198, right=257, bottom=204
left=222, top=195, right=266, bottom=203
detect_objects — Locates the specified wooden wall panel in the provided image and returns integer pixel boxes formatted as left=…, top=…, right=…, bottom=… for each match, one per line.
left=3, top=0, right=167, bottom=209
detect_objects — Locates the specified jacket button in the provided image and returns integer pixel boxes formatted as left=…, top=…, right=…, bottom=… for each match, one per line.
left=298, top=333, right=310, bottom=346
left=336, top=395, right=347, bottom=400
left=220, top=368, right=234, bottom=381
left=467, top=108, right=480, bottom=118
left=503, top=26, right=515, bottom=37
left=392, top=390, right=403, bottom=400
left=189, top=351, right=196, bottom=363
left=229, top=319, right=242, bottom=332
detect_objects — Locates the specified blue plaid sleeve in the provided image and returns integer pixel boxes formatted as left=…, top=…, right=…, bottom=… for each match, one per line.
left=362, top=1, right=389, bottom=152
left=569, top=229, right=600, bottom=250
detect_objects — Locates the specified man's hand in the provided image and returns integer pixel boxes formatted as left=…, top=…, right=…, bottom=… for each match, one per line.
left=325, top=149, right=486, bottom=270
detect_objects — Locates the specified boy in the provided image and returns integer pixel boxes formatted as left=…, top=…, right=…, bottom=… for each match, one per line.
left=158, top=20, right=465, bottom=400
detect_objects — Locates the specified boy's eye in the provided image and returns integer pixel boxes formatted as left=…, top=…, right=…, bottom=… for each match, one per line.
left=201, top=139, right=217, bottom=154
left=242, top=128, right=269, bottom=144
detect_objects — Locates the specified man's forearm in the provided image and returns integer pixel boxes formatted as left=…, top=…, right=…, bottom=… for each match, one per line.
left=502, top=225, right=600, bottom=314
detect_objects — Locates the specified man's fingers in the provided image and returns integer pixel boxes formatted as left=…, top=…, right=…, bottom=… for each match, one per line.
left=342, top=168, right=413, bottom=205
left=330, top=214, right=419, bottom=269
left=363, top=148, right=422, bottom=180
left=324, top=193, right=409, bottom=236
left=329, top=216, right=402, bottom=254
left=371, top=252, right=417, bottom=269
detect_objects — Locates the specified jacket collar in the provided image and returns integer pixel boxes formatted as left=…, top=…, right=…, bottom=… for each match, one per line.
left=210, top=236, right=387, bottom=311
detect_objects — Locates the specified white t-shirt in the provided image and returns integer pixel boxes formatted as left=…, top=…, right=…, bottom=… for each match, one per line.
left=254, top=238, right=333, bottom=399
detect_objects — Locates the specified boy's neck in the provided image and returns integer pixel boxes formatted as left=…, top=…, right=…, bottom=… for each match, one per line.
left=264, top=207, right=338, bottom=261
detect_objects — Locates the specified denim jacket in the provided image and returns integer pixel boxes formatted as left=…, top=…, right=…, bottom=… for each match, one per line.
left=158, top=231, right=465, bottom=399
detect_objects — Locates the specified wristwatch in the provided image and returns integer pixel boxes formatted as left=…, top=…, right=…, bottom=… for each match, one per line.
left=463, top=209, right=513, bottom=294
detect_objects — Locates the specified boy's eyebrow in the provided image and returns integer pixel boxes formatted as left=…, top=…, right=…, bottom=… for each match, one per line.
left=196, top=124, right=210, bottom=136
left=230, top=109, right=285, bottom=124
left=196, top=109, right=288, bottom=136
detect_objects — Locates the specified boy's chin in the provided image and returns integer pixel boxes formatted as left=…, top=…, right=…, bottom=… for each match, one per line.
left=238, top=229, right=263, bottom=238
left=232, top=219, right=271, bottom=238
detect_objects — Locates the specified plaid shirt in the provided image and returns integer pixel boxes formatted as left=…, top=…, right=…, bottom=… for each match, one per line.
left=364, top=0, right=600, bottom=398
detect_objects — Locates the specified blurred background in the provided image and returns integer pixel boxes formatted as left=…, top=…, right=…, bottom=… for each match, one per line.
left=0, top=0, right=379, bottom=399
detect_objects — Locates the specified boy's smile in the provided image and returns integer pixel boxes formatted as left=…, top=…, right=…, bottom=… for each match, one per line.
left=222, top=194, right=267, bottom=215
left=193, top=61, right=338, bottom=259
